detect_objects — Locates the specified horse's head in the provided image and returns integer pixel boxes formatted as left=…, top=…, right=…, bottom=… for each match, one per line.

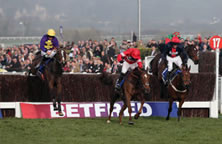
left=55, top=48, right=66, bottom=66
left=185, top=45, right=199, bottom=64
left=137, top=68, right=151, bottom=93
left=181, top=65, right=191, bottom=88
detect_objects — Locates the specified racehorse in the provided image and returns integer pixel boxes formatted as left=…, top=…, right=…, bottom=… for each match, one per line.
left=184, top=44, right=199, bottom=64
left=166, top=65, right=191, bottom=121
left=29, top=48, right=66, bottom=116
left=150, top=44, right=199, bottom=77
left=103, top=68, right=151, bottom=125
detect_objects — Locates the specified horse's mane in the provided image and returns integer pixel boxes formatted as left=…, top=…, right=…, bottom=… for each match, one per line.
left=129, top=68, right=145, bottom=88
left=131, top=68, right=145, bottom=78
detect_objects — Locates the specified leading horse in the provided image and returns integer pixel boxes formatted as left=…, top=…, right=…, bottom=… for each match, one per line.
left=29, top=48, right=66, bottom=116
left=101, top=68, right=151, bottom=125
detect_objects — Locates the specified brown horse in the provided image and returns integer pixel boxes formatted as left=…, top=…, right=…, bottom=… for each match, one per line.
left=166, top=65, right=191, bottom=121
left=29, top=48, right=66, bottom=116
left=106, top=68, right=151, bottom=125
left=184, top=44, right=199, bottom=64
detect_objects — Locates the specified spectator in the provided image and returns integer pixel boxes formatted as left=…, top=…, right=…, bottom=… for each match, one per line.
left=111, top=60, right=120, bottom=74
left=103, top=62, right=111, bottom=73
left=82, top=58, right=90, bottom=73
left=132, top=32, right=137, bottom=42
left=158, top=39, right=165, bottom=54
left=7, top=57, right=21, bottom=72
left=107, top=41, right=116, bottom=64
left=202, top=44, right=208, bottom=52
left=94, top=46, right=101, bottom=58
left=150, top=45, right=158, bottom=56
left=119, top=40, right=128, bottom=53
left=63, top=61, right=71, bottom=72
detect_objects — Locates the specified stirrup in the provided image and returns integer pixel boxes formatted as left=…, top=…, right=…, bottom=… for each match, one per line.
left=115, top=84, right=121, bottom=91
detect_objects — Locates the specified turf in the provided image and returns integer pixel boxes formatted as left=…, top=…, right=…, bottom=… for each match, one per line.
left=0, top=117, right=222, bottom=144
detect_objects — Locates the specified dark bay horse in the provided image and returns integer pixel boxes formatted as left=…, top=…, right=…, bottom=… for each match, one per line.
left=184, top=44, right=199, bottom=64
left=166, top=65, right=191, bottom=121
left=104, top=68, right=151, bottom=125
left=29, top=48, right=66, bottom=116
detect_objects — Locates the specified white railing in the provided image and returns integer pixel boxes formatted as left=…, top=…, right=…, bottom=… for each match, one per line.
left=0, top=37, right=41, bottom=40
left=0, top=102, right=21, bottom=118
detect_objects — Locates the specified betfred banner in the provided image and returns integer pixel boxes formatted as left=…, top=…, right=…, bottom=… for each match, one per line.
left=0, top=109, right=2, bottom=118
left=20, top=102, right=178, bottom=119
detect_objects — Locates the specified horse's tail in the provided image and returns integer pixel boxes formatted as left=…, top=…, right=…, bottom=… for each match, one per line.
left=99, top=71, right=113, bottom=85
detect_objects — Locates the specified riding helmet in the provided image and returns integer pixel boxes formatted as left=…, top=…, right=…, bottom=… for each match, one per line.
left=47, top=29, right=56, bottom=37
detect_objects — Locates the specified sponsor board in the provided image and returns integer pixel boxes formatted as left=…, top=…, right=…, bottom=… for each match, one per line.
left=20, top=102, right=178, bottom=119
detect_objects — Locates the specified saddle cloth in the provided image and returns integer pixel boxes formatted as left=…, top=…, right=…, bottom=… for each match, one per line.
left=162, top=68, right=181, bottom=84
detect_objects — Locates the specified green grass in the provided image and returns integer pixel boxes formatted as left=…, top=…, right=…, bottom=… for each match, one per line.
left=0, top=117, right=222, bottom=144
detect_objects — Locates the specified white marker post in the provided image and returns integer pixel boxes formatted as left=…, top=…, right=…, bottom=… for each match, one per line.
left=210, top=36, right=221, bottom=118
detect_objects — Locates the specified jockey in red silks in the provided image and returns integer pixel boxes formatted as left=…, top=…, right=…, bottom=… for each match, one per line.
left=115, top=48, right=143, bottom=90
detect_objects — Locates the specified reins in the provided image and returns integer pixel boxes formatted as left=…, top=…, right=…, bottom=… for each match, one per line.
left=169, top=73, right=188, bottom=93
left=169, top=80, right=187, bottom=93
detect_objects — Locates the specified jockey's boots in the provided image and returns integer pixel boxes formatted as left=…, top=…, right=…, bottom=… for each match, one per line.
left=115, top=73, right=125, bottom=90
left=36, top=57, right=47, bottom=80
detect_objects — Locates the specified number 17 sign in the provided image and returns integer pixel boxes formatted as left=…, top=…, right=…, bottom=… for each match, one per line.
left=210, top=35, right=222, bottom=50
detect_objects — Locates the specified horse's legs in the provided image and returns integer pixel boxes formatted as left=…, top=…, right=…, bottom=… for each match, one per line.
left=126, top=97, right=134, bottom=125
left=134, top=97, right=145, bottom=120
left=48, top=78, right=58, bottom=111
left=166, top=97, right=173, bottom=120
left=57, top=77, right=63, bottom=116
left=160, top=81, right=166, bottom=99
left=177, top=98, right=184, bottom=121
left=53, top=98, right=57, bottom=110
left=119, top=102, right=127, bottom=125
left=107, top=92, right=119, bottom=123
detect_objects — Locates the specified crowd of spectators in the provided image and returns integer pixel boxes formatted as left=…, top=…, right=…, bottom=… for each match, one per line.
left=0, top=34, right=217, bottom=73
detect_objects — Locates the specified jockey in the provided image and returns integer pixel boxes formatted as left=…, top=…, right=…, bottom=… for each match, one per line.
left=115, top=48, right=143, bottom=90
left=164, top=36, right=187, bottom=84
left=37, top=29, right=59, bottom=78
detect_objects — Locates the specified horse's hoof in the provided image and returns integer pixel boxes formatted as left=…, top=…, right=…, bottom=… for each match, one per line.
left=128, top=121, right=134, bottom=125
left=58, top=112, right=64, bottom=116
left=134, top=114, right=139, bottom=120
left=120, top=122, right=122, bottom=125
left=107, top=120, right=111, bottom=124
left=166, top=117, right=169, bottom=120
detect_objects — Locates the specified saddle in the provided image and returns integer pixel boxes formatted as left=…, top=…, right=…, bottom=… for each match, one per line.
left=162, top=66, right=181, bottom=85
left=119, top=69, right=140, bottom=89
